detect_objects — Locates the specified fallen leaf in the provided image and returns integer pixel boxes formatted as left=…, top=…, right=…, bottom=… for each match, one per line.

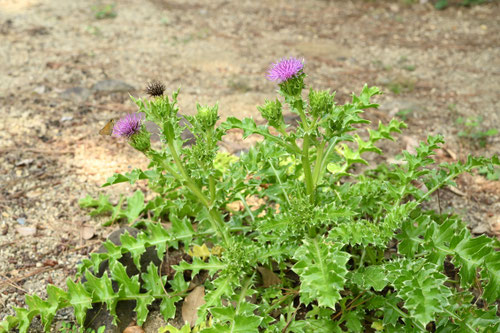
left=188, top=244, right=211, bottom=260
left=182, top=286, right=206, bottom=327
left=489, top=215, right=500, bottom=236
left=123, top=326, right=144, bottom=333
left=43, top=259, right=58, bottom=267
left=81, top=225, right=95, bottom=240
left=15, top=226, right=36, bottom=236
left=226, top=200, right=244, bottom=212
left=257, top=266, right=282, bottom=287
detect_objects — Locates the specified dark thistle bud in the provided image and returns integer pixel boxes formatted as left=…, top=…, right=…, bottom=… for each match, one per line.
left=146, top=80, right=166, bottom=97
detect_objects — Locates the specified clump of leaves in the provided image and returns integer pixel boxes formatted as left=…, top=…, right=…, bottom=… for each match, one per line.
left=434, top=0, right=488, bottom=10
left=1, top=59, right=499, bottom=332
left=456, top=115, right=498, bottom=148
left=92, top=3, right=117, bottom=20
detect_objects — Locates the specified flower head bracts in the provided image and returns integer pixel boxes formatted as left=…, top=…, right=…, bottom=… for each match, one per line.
left=267, top=57, right=304, bottom=83
left=112, top=113, right=145, bottom=138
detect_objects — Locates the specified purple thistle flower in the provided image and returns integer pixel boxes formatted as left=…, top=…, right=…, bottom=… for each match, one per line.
left=267, top=57, right=304, bottom=83
left=112, top=113, right=144, bottom=138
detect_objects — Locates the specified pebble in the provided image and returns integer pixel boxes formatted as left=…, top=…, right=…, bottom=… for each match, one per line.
left=59, top=86, right=91, bottom=101
left=91, top=80, right=135, bottom=93
left=16, top=217, right=26, bottom=225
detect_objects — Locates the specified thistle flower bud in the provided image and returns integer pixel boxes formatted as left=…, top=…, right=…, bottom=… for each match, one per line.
left=129, top=126, right=151, bottom=153
left=309, top=89, right=334, bottom=118
left=112, top=112, right=151, bottom=153
left=267, top=57, right=305, bottom=98
left=258, top=99, right=284, bottom=129
left=196, top=103, right=219, bottom=130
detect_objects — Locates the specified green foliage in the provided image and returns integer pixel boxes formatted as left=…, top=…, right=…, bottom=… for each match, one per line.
left=92, top=3, right=116, bottom=19
left=2, top=61, right=499, bottom=332
left=435, top=0, right=488, bottom=10
left=456, top=116, right=498, bottom=148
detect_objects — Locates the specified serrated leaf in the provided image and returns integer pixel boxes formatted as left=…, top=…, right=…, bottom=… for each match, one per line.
left=78, top=194, right=113, bottom=216
left=171, top=214, right=195, bottom=245
left=451, top=232, right=492, bottom=288
left=482, top=251, right=500, bottom=303
left=344, top=310, right=363, bottom=332
left=142, top=263, right=179, bottom=320
left=197, top=275, right=234, bottom=325
left=292, top=237, right=349, bottom=308
left=120, top=231, right=146, bottom=270
left=387, top=259, right=452, bottom=326
left=174, top=256, right=224, bottom=278
left=66, top=278, right=92, bottom=326
left=84, top=271, right=118, bottom=324
left=122, top=190, right=145, bottom=223
left=110, top=261, right=154, bottom=325
left=142, top=222, right=172, bottom=260
left=359, top=266, right=388, bottom=292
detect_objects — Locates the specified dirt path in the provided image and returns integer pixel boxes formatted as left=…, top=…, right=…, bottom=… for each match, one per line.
left=1, top=0, right=499, bottom=326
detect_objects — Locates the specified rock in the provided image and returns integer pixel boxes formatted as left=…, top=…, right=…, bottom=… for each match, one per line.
left=15, top=226, right=36, bottom=236
left=0, top=222, right=8, bottom=235
left=471, top=224, right=489, bottom=235
left=59, top=86, right=91, bottom=101
left=91, top=80, right=135, bottom=93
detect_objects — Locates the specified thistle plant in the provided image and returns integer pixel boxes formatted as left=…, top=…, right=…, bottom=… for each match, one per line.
left=2, top=59, right=499, bottom=332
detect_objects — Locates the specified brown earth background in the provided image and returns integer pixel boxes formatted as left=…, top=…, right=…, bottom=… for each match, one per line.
left=0, top=0, right=499, bottom=329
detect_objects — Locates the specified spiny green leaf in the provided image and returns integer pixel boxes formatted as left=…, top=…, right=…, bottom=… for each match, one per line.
left=197, top=275, right=234, bottom=325
left=0, top=315, right=19, bottom=331
left=120, top=231, right=146, bottom=270
left=122, top=190, right=146, bottom=223
left=141, top=222, right=172, bottom=260
left=78, top=194, right=113, bottom=216
left=171, top=214, right=194, bottom=245
left=142, top=263, right=180, bottom=320
left=344, top=310, right=363, bottom=332
left=292, top=237, right=349, bottom=308
left=84, top=271, right=118, bottom=324
left=451, top=232, right=492, bottom=288
left=351, top=265, right=388, bottom=292
left=174, top=256, right=224, bottom=278
left=386, top=259, right=452, bottom=327
left=66, top=278, right=92, bottom=326
left=481, top=251, right=500, bottom=303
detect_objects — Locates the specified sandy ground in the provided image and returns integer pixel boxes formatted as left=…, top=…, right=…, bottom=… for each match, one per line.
left=0, top=0, right=499, bottom=327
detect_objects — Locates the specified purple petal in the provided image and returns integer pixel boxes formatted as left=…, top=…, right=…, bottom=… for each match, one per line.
left=267, top=57, right=304, bottom=82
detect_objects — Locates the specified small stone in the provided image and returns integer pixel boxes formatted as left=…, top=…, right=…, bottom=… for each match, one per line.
left=15, top=159, right=33, bottom=167
left=33, top=85, right=47, bottom=94
left=471, top=224, right=489, bottom=235
left=1, top=222, right=8, bottom=235
left=36, top=262, right=43, bottom=268
left=59, top=86, right=91, bottom=101
left=91, top=80, right=135, bottom=93
left=15, top=226, right=36, bottom=236
left=16, top=217, right=26, bottom=225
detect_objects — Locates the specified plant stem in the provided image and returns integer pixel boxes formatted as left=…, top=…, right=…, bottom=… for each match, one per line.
left=312, top=141, right=326, bottom=187
left=166, top=138, right=229, bottom=245
left=302, top=134, right=314, bottom=202
left=209, top=175, right=216, bottom=202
